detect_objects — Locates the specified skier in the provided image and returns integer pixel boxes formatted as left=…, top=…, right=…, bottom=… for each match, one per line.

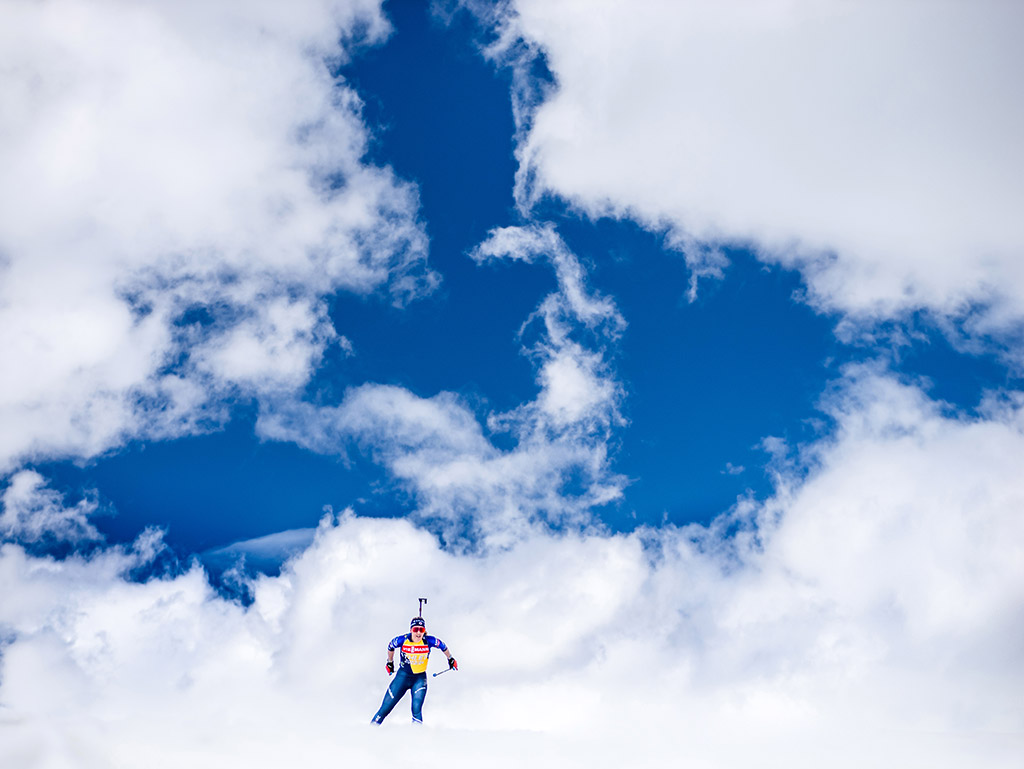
left=371, top=616, right=457, bottom=725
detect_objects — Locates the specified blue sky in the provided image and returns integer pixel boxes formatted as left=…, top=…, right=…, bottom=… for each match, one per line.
left=1, top=2, right=1023, bottom=767
left=23, top=0, right=1017, bottom=556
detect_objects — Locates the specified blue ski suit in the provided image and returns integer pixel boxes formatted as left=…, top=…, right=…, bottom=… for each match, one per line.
left=372, top=633, right=449, bottom=724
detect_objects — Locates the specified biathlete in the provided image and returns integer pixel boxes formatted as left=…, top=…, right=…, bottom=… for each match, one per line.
left=371, top=617, right=457, bottom=725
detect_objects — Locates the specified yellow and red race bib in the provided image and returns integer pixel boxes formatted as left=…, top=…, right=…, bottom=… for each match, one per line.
left=401, top=639, right=431, bottom=673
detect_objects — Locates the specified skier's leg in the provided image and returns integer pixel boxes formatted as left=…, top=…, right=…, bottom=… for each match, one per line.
left=371, top=675, right=404, bottom=724
left=371, top=669, right=412, bottom=724
left=410, top=674, right=427, bottom=724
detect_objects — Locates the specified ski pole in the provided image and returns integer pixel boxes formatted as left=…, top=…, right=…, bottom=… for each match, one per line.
left=432, top=668, right=455, bottom=678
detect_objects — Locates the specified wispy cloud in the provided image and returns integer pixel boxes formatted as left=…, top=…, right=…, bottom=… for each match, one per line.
left=259, top=225, right=625, bottom=547
left=203, top=526, right=318, bottom=574
left=0, top=471, right=102, bottom=545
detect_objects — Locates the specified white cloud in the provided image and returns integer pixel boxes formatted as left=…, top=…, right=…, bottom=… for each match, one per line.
left=192, top=297, right=338, bottom=392
left=479, top=0, right=1024, bottom=337
left=0, top=0, right=434, bottom=471
left=472, top=223, right=623, bottom=333
left=535, top=349, right=614, bottom=427
left=2, top=369, right=1022, bottom=766
left=473, top=224, right=624, bottom=428
left=0, top=470, right=102, bottom=544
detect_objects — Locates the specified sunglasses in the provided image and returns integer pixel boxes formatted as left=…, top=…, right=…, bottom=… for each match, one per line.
left=410, top=627, right=426, bottom=633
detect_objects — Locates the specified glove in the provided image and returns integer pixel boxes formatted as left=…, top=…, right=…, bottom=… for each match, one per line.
left=448, top=657, right=458, bottom=671
left=386, top=661, right=395, bottom=675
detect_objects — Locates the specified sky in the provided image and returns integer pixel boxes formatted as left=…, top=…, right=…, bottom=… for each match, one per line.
left=1, top=1, right=1022, bottom=767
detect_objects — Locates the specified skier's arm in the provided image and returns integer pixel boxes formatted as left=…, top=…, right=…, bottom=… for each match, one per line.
left=440, top=643, right=457, bottom=670
left=428, top=635, right=458, bottom=669
left=385, top=635, right=403, bottom=674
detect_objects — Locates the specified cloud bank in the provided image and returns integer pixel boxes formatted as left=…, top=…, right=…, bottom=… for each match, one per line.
left=2, top=367, right=1022, bottom=767
left=0, top=0, right=433, bottom=471
left=479, top=0, right=1024, bottom=338
left=3, top=211, right=1021, bottom=764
